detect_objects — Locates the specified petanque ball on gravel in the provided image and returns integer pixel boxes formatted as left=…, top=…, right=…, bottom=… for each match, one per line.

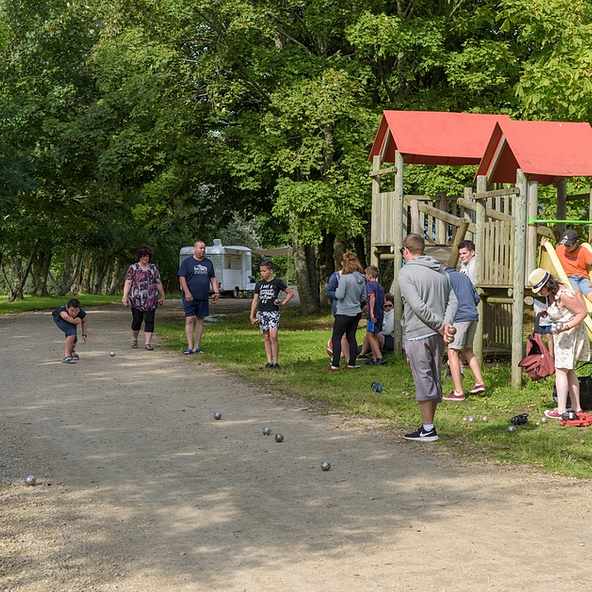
left=507, top=425, right=516, bottom=433
left=25, top=475, right=36, bottom=486
left=275, top=433, right=284, bottom=442
left=110, top=351, right=116, bottom=357
left=320, top=460, right=331, bottom=471
left=213, top=412, right=222, bottom=420
left=262, top=426, right=271, bottom=436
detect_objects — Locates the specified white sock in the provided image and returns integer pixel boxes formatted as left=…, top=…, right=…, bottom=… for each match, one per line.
left=423, top=423, right=434, bottom=432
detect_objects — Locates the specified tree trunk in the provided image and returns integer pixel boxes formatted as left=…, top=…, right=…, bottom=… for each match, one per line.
left=106, top=258, right=124, bottom=295
left=31, top=250, right=53, bottom=296
left=318, top=232, right=335, bottom=309
left=5, top=252, right=35, bottom=302
left=55, top=252, right=85, bottom=296
left=292, top=238, right=320, bottom=315
left=354, top=235, right=367, bottom=270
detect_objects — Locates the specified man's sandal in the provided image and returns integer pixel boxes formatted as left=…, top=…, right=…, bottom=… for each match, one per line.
left=62, top=356, right=76, bottom=364
left=70, top=351, right=80, bottom=360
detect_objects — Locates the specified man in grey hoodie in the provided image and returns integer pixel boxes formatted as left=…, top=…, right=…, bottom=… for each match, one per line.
left=399, top=234, right=458, bottom=441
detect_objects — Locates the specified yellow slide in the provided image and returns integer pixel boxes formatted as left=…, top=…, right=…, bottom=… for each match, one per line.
left=538, top=241, right=592, bottom=338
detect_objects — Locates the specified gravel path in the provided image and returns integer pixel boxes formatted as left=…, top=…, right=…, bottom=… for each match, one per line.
left=1, top=300, right=591, bottom=591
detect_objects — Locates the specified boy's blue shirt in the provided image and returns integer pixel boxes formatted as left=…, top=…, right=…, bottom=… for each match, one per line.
left=366, top=280, right=385, bottom=320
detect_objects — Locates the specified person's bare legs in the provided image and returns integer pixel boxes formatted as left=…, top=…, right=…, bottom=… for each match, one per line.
left=144, top=332, right=153, bottom=346
left=263, top=330, right=273, bottom=363
left=447, top=348, right=464, bottom=394
left=268, top=327, right=279, bottom=364
left=367, top=332, right=382, bottom=361
left=555, top=368, right=570, bottom=414
left=193, top=317, right=205, bottom=350
left=462, top=347, right=484, bottom=386
left=419, top=400, right=437, bottom=425
left=567, top=368, right=582, bottom=411
left=184, top=316, right=195, bottom=351
left=64, top=334, right=76, bottom=358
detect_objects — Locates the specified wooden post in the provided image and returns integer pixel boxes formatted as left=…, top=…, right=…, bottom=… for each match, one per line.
left=556, top=177, right=567, bottom=237
left=527, top=179, right=538, bottom=274
left=512, top=169, right=528, bottom=388
left=371, top=155, right=382, bottom=267
left=393, top=150, right=404, bottom=354
left=473, top=176, right=487, bottom=364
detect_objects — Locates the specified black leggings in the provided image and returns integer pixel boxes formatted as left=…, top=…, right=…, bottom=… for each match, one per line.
left=331, top=313, right=361, bottom=367
left=131, top=308, right=156, bottom=333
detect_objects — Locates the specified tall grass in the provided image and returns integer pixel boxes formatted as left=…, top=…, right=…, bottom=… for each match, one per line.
left=158, top=307, right=592, bottom=479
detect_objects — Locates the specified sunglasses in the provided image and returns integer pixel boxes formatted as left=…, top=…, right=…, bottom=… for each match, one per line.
left=384, top=303, right=393, bottom=309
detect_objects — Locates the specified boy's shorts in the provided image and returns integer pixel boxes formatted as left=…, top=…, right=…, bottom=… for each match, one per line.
left=182, top=298, right=209, bottom=319
left=382, top=335, right=394, bottom=351
left=366, top=318, right=383, bottom=333
left=567, top=275, right=592, bottom=297
left=449, top=321, right=477, bottom=350
left=257, top=310, right=280, bottom=331
left=53, top=316, right=78, bottom=341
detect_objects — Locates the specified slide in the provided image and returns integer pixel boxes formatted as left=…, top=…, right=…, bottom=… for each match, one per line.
left=538, top=241, right=592, bottom=339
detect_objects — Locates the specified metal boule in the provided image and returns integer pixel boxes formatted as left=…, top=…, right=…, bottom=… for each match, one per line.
left=25, top=475, right=36, bottom=486
left=262, top=426, right=271, bottom=436
left=320, top=460, right=331, bottom=471
left=274, top=433, right=284, bottom=442
left=213, top=411, right=222, bottom=420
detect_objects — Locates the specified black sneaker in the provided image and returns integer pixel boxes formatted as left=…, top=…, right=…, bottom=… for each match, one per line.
left=404, top=426, right=439, bottom=442
left=265, top=362, right=273, bottom=369
left=365, top=358, right=376, bottom=365
left=375, top=357, right=387, bottom=365
left=272, top=363, right=281, bottom=370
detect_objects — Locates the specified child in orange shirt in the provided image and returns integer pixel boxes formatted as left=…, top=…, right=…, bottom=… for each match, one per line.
left=555, top=230, right=592, bottom=304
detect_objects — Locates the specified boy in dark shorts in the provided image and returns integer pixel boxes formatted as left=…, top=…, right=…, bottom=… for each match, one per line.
left=250, top=260, right=294, bottom=369
left=364, top=265, right=386, bottom=365
left=52, top=298, right=88, bottom=364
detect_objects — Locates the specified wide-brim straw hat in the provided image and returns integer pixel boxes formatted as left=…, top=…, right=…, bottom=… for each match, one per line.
left=528, top=268, right=551, bottom=293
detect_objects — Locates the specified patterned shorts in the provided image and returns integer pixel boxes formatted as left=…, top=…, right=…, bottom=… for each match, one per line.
left=257, top=310, right=281, bottom=331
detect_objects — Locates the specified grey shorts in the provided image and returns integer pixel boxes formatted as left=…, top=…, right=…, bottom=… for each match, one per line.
left=405, top=334, right=445, bottom=403
left=449, top=321, right=477, bottom=350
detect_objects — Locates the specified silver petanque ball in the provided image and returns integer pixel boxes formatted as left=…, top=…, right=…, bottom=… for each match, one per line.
left=448, top=326, right=457, bottom=335
left=110, top=351, right=116, bottom=357
left=262, top=426, right=272, bottom=436
left=541, top=417, right=548, bottom=424
left=468, top=416, right=475, bottom=423
left=507, top=425, right=516, bottom=433
left=482, top=415, right=489, bottom=422
left=25, top=475, right=36, bottom=486
left=213, top=411, right=222, bottom=420
left=275, top=433, right=284, bottom=442
left=320, top=460, right=331, bottom=471
left=462, top=416, right=469, bottom=422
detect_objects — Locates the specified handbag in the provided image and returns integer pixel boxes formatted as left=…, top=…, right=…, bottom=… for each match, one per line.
left=553, top=361, right=592, bottom=410
left=519, top=333, right=555, bottom=381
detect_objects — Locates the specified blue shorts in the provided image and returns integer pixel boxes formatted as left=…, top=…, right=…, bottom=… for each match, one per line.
left=567, top=275, right=592, bottom=297
left=182, top=298, right=209, bottom=319
left=536, top=325, right=552, bottom=335
left=367, top=318, right=383, bottom=333
left=53, top=316, right=78, bottom=341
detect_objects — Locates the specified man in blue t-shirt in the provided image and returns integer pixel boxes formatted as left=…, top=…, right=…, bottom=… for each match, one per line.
left=178, top=240, right=220, bottom=355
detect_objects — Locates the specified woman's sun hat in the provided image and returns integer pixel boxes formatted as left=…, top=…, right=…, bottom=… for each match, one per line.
left=528, top=268, right=551, bottom=293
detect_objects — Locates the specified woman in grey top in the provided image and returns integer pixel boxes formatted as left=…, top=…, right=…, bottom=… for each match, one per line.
left=328, top=252, right=366, bottom=371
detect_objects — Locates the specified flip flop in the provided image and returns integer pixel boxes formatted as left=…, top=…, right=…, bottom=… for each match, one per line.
left=145, top=344, right=154, bottom=351
left=62, top=356, right=76, bottom=364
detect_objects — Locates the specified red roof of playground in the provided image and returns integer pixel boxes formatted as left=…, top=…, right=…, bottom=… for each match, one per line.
left=369, top=111, right=510, bottom=165
left=476, top=120, right=592, bottom=184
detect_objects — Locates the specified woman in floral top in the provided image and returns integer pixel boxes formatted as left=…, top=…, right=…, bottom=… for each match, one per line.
left=122, top=245, right=166, bottom=350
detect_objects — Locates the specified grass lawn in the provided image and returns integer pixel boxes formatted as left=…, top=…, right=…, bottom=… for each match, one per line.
left=0, top=294, right=122, bottom=315
left=157, top=307, right=592, bottom=479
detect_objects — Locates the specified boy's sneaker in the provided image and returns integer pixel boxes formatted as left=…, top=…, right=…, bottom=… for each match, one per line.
left=272, top=363, right=281, bottom=370
left=404, top=426, right=439, bottom=442
left=365, top=358, right=376, bottom=365
left=443, top=390, right=465, bottom=401
left=265, top=362, right=273, bottom=369
left=346, top=364, right=360, bottom=370
left=544, top=409, right=562, bottom=419
left=375, top=357, right=387, bottom=365
left=469, top=383, right=486, bottom=394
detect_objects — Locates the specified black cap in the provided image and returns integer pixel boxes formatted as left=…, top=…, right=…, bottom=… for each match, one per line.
left=560, top=229, right=579, bottom=247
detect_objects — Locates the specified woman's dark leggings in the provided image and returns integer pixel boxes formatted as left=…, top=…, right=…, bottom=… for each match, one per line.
left=131, top=308, right=156, bottom=333
left=331, top=313, right=361, bottom=367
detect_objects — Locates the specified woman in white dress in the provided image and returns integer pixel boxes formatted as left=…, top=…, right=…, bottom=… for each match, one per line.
left=528, top=268, right=590, bottom=418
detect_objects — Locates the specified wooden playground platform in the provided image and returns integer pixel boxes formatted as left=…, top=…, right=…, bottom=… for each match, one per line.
left=369, top=111, right=592, bottom=386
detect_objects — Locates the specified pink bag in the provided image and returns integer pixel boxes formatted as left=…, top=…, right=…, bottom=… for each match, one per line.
left=519, top=333, right=555, bottom=381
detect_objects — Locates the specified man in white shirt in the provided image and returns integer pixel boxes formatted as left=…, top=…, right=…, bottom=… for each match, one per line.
left=458, top=239, right=476, bottom=284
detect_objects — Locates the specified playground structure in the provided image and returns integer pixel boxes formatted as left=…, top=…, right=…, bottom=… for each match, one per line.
left=369, top=111, right=592, bottom=386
